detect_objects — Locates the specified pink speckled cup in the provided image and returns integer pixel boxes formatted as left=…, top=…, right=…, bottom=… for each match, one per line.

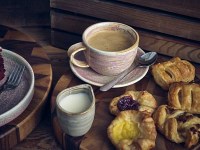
left=68, top=22, right=139, bottom=76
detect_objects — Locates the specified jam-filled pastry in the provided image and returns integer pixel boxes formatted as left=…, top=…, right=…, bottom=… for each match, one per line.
left=108, top=110, right=157, bottom=150
left=151, top=57, right=195, bottom=90
left=153, top=105, right=200, bottom=148
left=109, top=91, right=157, bottom=116
left=168, top=82, right=200, bottom=114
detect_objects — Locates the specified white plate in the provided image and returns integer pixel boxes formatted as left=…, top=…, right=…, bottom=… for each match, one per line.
left=70, top=47, right=149, bottom=88
left=0, top=49, right=34, bottom=127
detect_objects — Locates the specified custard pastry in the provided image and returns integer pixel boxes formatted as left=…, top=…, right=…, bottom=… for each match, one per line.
left=153, top=105, right=200, bottom=148
left=108, top=110, right=157, bottom=150
left=151, top=57, right=195, bottom=90
left=168, top=82, right=200, bottom=114
left=109, top=91, right=157, bottom=116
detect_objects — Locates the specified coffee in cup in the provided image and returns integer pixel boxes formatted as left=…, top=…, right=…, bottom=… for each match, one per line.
left=87, top=30, right=134, bottom=52
left=68, top=22, right=139, bottom=76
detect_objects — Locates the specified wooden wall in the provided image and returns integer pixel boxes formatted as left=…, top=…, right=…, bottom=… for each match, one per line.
left=0, top=0, right=51, bottom=45
left=51, top=0, right=200, bottom=41
left=0, top=0, right=50, bottom=27
left=50, top=0, right=200, bottom=63
left=1, top=0, right=200, bottom=63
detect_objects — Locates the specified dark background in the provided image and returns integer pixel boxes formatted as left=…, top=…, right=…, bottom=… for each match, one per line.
left=0, top=0, right=51, bottom=46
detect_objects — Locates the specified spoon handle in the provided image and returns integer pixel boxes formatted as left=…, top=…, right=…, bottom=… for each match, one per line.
left=100, top=64, right=139, bottom=91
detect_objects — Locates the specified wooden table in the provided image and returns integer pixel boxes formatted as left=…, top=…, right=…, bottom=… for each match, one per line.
left=0, top=25, right=52, bottom=150
left=1, top=22, right=200, bottom=149
left=51, top=56, right=200, bottom=149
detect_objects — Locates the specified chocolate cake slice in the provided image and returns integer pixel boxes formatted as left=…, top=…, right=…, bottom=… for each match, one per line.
left=0, top=47, right=5, bottom=81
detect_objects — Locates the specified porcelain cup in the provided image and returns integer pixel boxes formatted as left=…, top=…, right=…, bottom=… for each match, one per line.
left=68, top=22, right=139, bottom=76
left=56, top=84, right=95, bottom=137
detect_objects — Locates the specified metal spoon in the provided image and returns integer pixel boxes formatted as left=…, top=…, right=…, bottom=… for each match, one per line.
left=99, top=52, right=158, bottom=91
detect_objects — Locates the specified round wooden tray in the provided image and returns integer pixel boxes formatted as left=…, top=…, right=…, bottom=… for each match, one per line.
left=0, top=25, right=52, bottom=149
left=51, top=56, right=200, bottom=150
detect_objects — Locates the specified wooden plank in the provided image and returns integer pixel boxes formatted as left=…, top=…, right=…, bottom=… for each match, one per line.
left=0, top=125, right=18, bottom=150
left=51, top=30, right=81, bottom=49
left=139, top=31, right=200, bottom=64
left=0, top=0, right=50, bottom=27
left=13, top=117, right=62, bottom=149
left=118, top=0, right=200, bottom=19
left=51, top=11, right=98, bottom=34
left=50, top=11, right=200, bottom=63
left=50, top=0, right=200, bottom=41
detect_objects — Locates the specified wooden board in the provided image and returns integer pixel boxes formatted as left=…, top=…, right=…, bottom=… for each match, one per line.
left=0, top=25, right=52, bottom=150
left=50, top=0, right=200, bottom=41
left=0, top=0, right=50, bottom=27
left=118, top=0, right=200, bottom=19
left=50, top=55, right=200, bottom=150
left=51, top=11, right=200, bottom=64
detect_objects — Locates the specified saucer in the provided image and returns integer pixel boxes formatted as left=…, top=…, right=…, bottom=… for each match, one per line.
left=70, top=47, right=149, bottom=88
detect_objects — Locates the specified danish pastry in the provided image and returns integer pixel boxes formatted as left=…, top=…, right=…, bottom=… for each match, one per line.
left=109, top=91, right=157, bottom=116
left=153, top=105, right=200, bottom=148
left=151, top=57, right=195, bottom=90
left=168, top=82, right=200, bottom=114
left=108, top=110, right=157, bottom=150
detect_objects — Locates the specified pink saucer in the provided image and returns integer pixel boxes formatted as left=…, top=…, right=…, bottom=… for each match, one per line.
left=70, top=47, right=149, bottom=88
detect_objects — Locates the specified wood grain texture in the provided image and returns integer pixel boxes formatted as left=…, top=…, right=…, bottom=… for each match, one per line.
left=51, top=11, right=200, bottom=63
left=118, top=0, right=200, bottom=19
left=50, top=0, right=200, bottom=41
left=51, top=57, right=200, bottom=150
left=51, top=30, right=81, bottom=50
left=0, top=25, right=52, bottom=150
left=13, top=117, right=62, bottom=150
left=0, top=0, right=50, bottom=27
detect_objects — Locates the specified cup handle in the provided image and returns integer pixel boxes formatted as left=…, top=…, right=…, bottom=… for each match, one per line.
left=69, top=47, right=89, bottom=68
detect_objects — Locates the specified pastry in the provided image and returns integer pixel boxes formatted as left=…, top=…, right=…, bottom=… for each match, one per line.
left=108, top=110, right=157, bottom=150
left=153, top=105, right=200, bottom=148
left=168, top=82, right=200, bottom=114
left=109, top=91, right=157, bottom=116
left=151, top=57, right=195, bottom=90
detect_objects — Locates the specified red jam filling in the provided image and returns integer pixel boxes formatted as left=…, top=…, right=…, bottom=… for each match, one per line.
left=117, top=96, right=140, bottom=111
